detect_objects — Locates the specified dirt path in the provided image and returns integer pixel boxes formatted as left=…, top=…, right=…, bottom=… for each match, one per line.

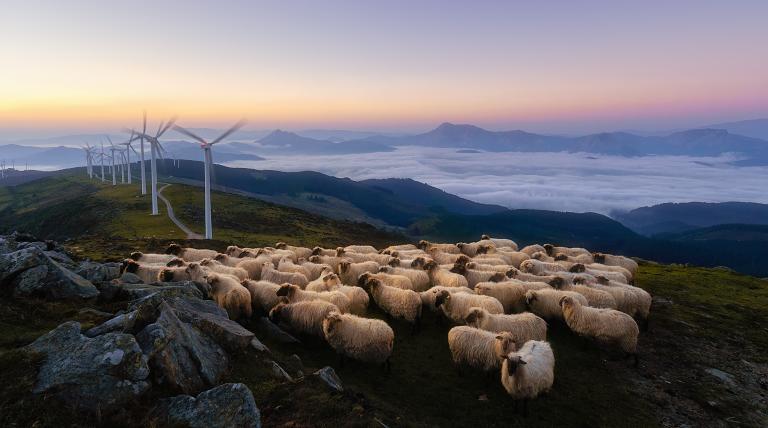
left=158, top=184, right=203, bottom=239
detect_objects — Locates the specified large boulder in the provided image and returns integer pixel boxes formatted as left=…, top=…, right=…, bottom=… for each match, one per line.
left=75, top=261, right=122, bottom=283
left=25, top=321, right=150, bottom=414
left=98, top=281, right=204, bottom=302
left=150, top=383, right=261, bottom=428
left=0, top=247, right=98, bottom=299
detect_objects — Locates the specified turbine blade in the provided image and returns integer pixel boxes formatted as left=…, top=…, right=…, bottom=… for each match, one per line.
left=156, top=121, right=164, bottom=137
left=157, top=116, right=178, bottom=137
left=172, top=125, right=207, bottom=145
left=210, top=119, right=247, bottom=145
left=143, top=110, right=147, bottom=134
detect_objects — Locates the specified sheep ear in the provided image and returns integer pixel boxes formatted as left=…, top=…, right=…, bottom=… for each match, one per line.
left=519, top=359, right=527, bottom=365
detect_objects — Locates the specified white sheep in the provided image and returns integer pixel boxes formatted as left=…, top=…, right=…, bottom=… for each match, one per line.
left=592, top=253, right=639, bottom=276
left=486, top=249, right=530, bottom=268
left=362, top=278, right=422, bottom=328
left=205, top=273, right=252, bottom=320
left=417, top=240, right=461, bottom=254
left=593, top=277, right=651, bottom=328
left=447, top=326, right=516, bottom=372
left=120, top=259, right=166, bottom=284
left=519, top=259, right=567, bottom=275
left=308, top=254, right=343, bottom=271
left=338, top=260, right=380, bottom=286
left=524, top=289, right=588, bottom=320
left=560, top=295, right=639, bottom=365
left=423, top=260, right=469, bottom=288
left=322, top=311, right=394, bottom=369
left=465, top=261, right=510, bottom=274
left=434, top=289, right=504, bottom=324
left=450, top=264, right=506, bottom=289
left=311, top=246, right=338, bottom=257
left=474, top=281, right=529, bottom=313
left=157, top=266, right=193, bottom=282
left=337, top=249, right=392, bottom=265
left=129, top=252, right=177, bottom=265
left=242, top=279, right=283, bottom=314
left=278, top=257, right=312, bottom=279
left=165, top=243, right=218, bottom=262
left=378, top=266, right=431, bottom=292
left=234, top=255, right=273, bottom=280
left=505, top=267, right=559, bottom=284
left=586, top=262, right=633, bottom=282
left=419, top=286, right=475, bottom=312
left=199, top=259, right=249, bottom=281
left=299, top=259, right=334, bottom=281
left=457, top=241, right=495, bottom=257
left=520, top=244, right=546, bottom=257
left=480, top=235, right=518, bottom=250
left=465, top=307, right=547, bottom=345
left=381, top=243, right=418, bottom=253
left=306, top=271, right=340, bottom=292
left=343, top=244, right=379, bottom=254
left=274, top=242, right=313, bottom=260
left=543, top=244, right=591, bottom=258
left=553, top=253, right=594, bottom=265
left=357, top=272, right=414, bottom=291
left=549, top=277, right=617, bottom=309
left=269, top=300, right=339, bottom=339
left=261, top=262, right=309, bottom=288
left=500, top=340, right=555, bottom=416
left=212, top=253, right=243, bottom=267
left=276, top=283, right=352, bottom=313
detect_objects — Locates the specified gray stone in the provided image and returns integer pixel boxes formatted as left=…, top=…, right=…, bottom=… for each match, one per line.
left=78, top=307, right=114, bottom=318
left=100, top=281, right=204, bottom=302
left=167, top=296, right=254, bottom=352
left=0, top=247, right=98, bottom=299
left=84, top=311, right=139, bottom=338
left=76, top=261, right=122, bottom=282
left=250, top=337, right=270, bottom=353
left=137, top=301, right=228, bottom=394
left=285, top=354, right=304, bottom=377
left=0, top=236, right=17, bottom=254
left=705, top=367, right=737, bottom=390
left=45, top=250, right=75, bottom=267
left=314, top=366, right=343, bottom=392
left=120, top=272, right=144, bottom=284
left=150, top=383, right=261, bottom=428
left=25, top=321, right=150, bottom=413
left=255, top=317, right=300, bottom=344
left=270, top=361, right=293, bottom=382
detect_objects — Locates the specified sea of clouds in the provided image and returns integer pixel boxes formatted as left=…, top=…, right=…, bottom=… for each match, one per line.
left=223, top=146, right=768, bottom=214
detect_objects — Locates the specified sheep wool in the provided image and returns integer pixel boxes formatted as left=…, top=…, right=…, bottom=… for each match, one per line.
left=357, top=272, right=414, bottom=291
left=206, top=273, right=252, bottom=320
left=261, top=262, right=309, bottom=288
left=276, top=284, right=352, bottom=313
left=423, top=260, right=469, bottom=289
left=519, top=259, right=567, bottom=275
left=592, top=253, right=639, bottom=276
left=435, top=290, right=504, bottom=324
left=447, top=326, right=516, bottom=371
left=338, top=260, right=380, bottom=286
left=480, top=235, right=518, bottom=251
left=451, top=264, right=505, bottom=289
left=129, top=252, right=177, bottom=265
left=365, top=278, right=422, bottom=324
left=322, top=311, right=394, bottom=364
left=199, top=259, right=249, bottom=281
left=306, top=272, right=342, bottom=292
left=474, top=281, right=529, bottom=313
left=419, top=286, right=475, bottom=312
left=465, top=308, right=547, bottom=344
left=235, top=255, right=274, bottom=280
left=560, top=296, right=639, bottom=358
left=166, top=244, right=218, bottom=262
left=519, top=244, right=546, bottom=257
left=550, top=278, right=618, bottom=309
left=378, top=266, right=431, bottom=292
left=501, top=341, right=555, bottom=402
left=269, top=300, right=339, bottom=339
left=524, top=289, right=588, bottom=320
left=242, top=279, right=283, bottom=314
left=121, top=260, right=165, bottom=284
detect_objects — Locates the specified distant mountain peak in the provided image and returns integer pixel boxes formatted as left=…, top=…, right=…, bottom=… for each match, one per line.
left=671, top=128, right=730, bottom=138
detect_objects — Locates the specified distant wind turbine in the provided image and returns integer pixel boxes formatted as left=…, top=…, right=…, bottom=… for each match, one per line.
left=173, top=119, right=246, bottom=240
left=118, top=130, right=139, bottom=185
left=128, top=116, right=177, bottom=215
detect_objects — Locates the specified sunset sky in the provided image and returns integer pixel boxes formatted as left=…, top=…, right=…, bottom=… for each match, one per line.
left=1, top=0, right=767, bottom=136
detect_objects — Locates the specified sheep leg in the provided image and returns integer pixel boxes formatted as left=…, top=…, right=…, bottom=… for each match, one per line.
left=523, top=399, right=529, bottom=418
left=384, top=357, right=392, bottom=374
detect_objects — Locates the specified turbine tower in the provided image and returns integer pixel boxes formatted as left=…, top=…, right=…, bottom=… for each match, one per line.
left=173, top=119, right=246, bottom=239
left=129, top=116, right=176, bottom=215
left=119, top=130, right=139, bottom=184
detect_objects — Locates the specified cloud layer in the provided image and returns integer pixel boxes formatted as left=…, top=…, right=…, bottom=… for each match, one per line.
left=224, top=147, right=768, bottom=214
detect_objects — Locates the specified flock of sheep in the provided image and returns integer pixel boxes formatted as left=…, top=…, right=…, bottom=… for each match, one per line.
left=120, top=235, right=649, bottom=416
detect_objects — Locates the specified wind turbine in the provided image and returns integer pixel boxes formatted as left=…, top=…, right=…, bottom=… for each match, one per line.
left=81, top=144, right=96, bottom=178
left=99, top=143, right=106, bottom=182
left=118, top=130, right=139, bottom=184
left=173, top=119, right=246, bottom=239
left=107, top=138, right=119, bottom=185
left=127, top=116, right=176, bottom=215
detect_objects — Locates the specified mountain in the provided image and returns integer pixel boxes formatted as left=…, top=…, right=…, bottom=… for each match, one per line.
left=613, top=202, right=768, bottom=235
left=296, top=129, right=402, bottom=142
left=253, top=130, right=395, bottom=154
left=702, top=118, right=768, bottom=141
left=657, top=223, right=768, bottom=242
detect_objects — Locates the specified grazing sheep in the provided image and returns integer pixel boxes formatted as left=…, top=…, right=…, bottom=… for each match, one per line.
left=378, top=266, right=431, bottom=292
left=549, top=277, right=617, bottom=309
left=278, top=257, right=312, bottom=279
left=306, top=271, right=341, bottom=292
left=357, top=272, right=414, bottom=291
left=447, top=326, right=516, bottom=372
left=419, top=286, right=475, bottom=312
left=311, top=246, right=338, bottom=257
left=465, top=308, right=547, bottom=344
left=225, top=245, right=254, bottom=257
left=157, top=266, right=193, bottom=282
left=261, top=262, right=309, bottom=288
left=500, top=341, right=555, bottom=416
left=200, top=259, right=249, bottom=281
left=506, top=267, right=558, bottom=284
left=183, top=262, right=211, bottom=284
left=487, top=249, right=530, bottom=268
left=129, top=252, right=177, bottom=265
left=343, top=244, right=379, bottom=254
left=554, top=253, right=594, bottom=265
left=328, top=284, right=370, bottom=315
left=465, top=261, right=510, bottom=274
left=276, top=283, right=352, bottom=313
left=336, top=249, right=393, bottom=266
left=323, top=311, right=394, bottom=368
left=519, top=259, right=567, bottom=275
left=543, top=244, right=591, bottom=258
left=338, top=260, right=380, bottom=286
left=524, top=289, right=588, bottom=320
left=258, top=248, right=297, bottom=265
left=274, top=242, right=313, bottom=260
left=586, top=262, right=633, bottom=282
left=434, top=290, right=504, bottom=324
left=120, top=259, right=165, bottom=284
left=520, top=244, right=546, bottom=257
left=417, top=240, right=461, bottom=254
left=235, top=255, right=273, bottom=280
left=560, top=295, right=639, bottom=365
left=530, top=251, right=556, bottom=263
left=206, top=273, right=252, bottom=320
left=592, top=253, right=638, bottom=276
left=457, top=241, right=495, bottom=257
left=580, top=265, right=629, bottom=284
left=362, top=278, right=422, bottom=327
left=480, top=235, right=518, bottom=250
left=451, top=264, right=506, bottom=289
left=269, top=300, right=339, bottom=339
left=381, top=244, right=418, bottom=253
left=242, top=279, right=283, bottom=314
left=165, top=244, right=218, bottom=262
left=212, top=253, right=243, bottom=267
left=594, top=277, right=651, bottom=326
left=474, top=281, right=529, bottom=313
left=308, top=255, right=343, bottom=271
left=423, top=260, right=469, bottom=289
left=298, top=259, right=334, bottom=281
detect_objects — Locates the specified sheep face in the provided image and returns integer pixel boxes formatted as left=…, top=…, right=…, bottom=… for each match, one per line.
left=322, top=273, right=341, bottom=287
left=185, top=263, right=208, bottom=282
left=165, top=243, right=182, bottom=255
left=524, top=291, right=538, bottom=306
left=159, top=268, right=175, bottom=282
left=480, top=234, right=491, bottom=240
left=275, top=242, right=287, bottom=249
left=268, top=303, right=286, bottom=323
left=129, top=252, right=143, bottom=261
left=308, top=255, right=321, bottom=264
left=335, top=247, right=346, bottom=257
left=506, top=268, right=518, bottom=278
left=275, top=284, right=295, bottom=298
left=239, top=250, right=256, bottom=258
left=339, top=261, right=351, bottom=273
left=387, top=258, right=400, bottom=267
left=423, top=260, right=439, bottom=272
left=214, top=253, right=229, bottom=263
left=464, top=307, right=485, bottom=325
left=411, top=257, right=427, bottom=269
left=569, top=263, right=586, bottom=273
left=543, top=244, right=555, bottom=256
left=121, top=259, right=140, bottom=274
left=548, top=277, right=565, bottom=289
left=520, top=261, right=534, bottom=273
left=311, top=247, right=323, bottom=256
left=495, top=333, right=517, bottom=360
left=455, top=255, right=471, bottom=265
left=356, top=272, right=372, bottom=287
left=531, top=252, right=547, bottom=260
left=322, top=311, right=343, bottom=335
left=554, top=254, right=568, bottom=261
left=434, top=290, right=451, bottom=308
left=417, top=240, right=430, bottom=250
left=450, top=264, right=466, bottom=274
left=166, top=258, right=186, bottom=267
left=559, top=295, right=576, bottom=310
left=504, top=353, right=528, bottom=375
left=476, top=245, right=492, bottom=255
left=225, top=246, right=241, bottom=256
left=596, top=276, right=610, bottom=285
left=593, top=253, right=606, bottom=263
left=377, top=266, right=389, bottom=273
left=489, top=272, right=506, bottom=283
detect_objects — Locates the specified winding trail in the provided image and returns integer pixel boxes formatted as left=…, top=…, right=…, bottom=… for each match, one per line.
left=158, top=184, right=203, bottom=239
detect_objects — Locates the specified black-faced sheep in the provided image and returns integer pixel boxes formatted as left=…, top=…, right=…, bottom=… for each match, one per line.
left=434, top=289, right=504, bottom=324
left=206, top=273, right=252, bottom=320
left=269, top=300, right=339, bottom=339
left=129, top=252, right=176, bottom=265
left=377, top=266, right=431, bottom=292
left=450, top=264, right=506, bottom=289
left=419, top=286, right=475, bottom=312
left=519, top=259, right=567, bottom=275
left=465, top=307, right=547, bottom=344
left=276, top=283, right=352, bottom=313
left=479, top=235, right=518, bottom=250
left=165, top=243, right=218, bottom=262
left=501, top=340, right=555, bottom=416
left=549, top=277, right=617, bottom=309
left=357, top=272, right=414, bottom=291
left=422, top=260, right=469, bottom=289
left=592, top=253, right=638, bottom=276
left=261, top=262, right=309, bottom=288
left=199, top=259, right=249, bottom=281
left=338, top=260, right=380, bottom=286
left=274, top=242, right=313, bottom=260
left=524, top=289, right=588, bottom=320
left=120, top=259, right=164, bottom=284
left=242, top=279, right=283, bottom=314
left=417, top=240, right=461, bottom=254
left=363, top=278, right=422, bottom=328
left=447, top=326, right=516, bottom=372
left=322, top=311, right=394, bottom=369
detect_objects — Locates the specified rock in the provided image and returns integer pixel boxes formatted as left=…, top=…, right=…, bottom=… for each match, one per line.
left=150, top=383, right=261, bottom=428
left=76, top=261, right=122, bottom=282
left=285, top=354, right=304, bottom=377
left=84, top=311, right=139, bottom=338
left=0, top=236, right=18, bottom=254
left=120, top=272, right=144, bottom=284
left=78, top=307, right=114, bottom=318
left=0, top=247, right=98, bottom=299
left=25, top=321, right=150, bottom=413
left=167, top=296, right=254, bottom=352
left=705, top=368, right=737, bottom=390
left=16, top=241, right=47, bottom=252
left=270, top=361, right=293, bottom=382
left=255, top=317, right=300, bottom=344
left=314, top=366, right=343, bottom=392
left=45, top=250, right=75, bottom=267
left=136, top=301, right=228, bottom=394
left=99, top=281, right=204, bottom=302
left=250, top=337, right=270, bottom=353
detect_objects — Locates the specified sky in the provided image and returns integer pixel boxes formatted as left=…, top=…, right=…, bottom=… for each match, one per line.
left=1, top=0, right=767, bottom=136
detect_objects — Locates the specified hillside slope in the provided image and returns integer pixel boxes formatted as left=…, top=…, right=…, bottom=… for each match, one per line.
left=613, top=201, right=768, bottom=235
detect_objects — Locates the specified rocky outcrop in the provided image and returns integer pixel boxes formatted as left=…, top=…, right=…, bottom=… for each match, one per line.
left=314, top=366, right=344, bottom=392
left=0, top=247, right=99, bottom=299
left=75, top=260, right=122, bottom=283
left=150, top=383, right=261, bottom=428
left=25, top=321, right=150, bottom=413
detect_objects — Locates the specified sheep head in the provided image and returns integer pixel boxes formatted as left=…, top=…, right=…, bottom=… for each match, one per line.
left=388, top=258, right=401, bottom=267
left=308, top=255, right=321, bottom=264
left=275, top=283, right=295, bottom=298
left=450, top=263, right=466, bottom=275
left=455, top=255, right=471, bottom=266
left=165, top=243, right=182, bottom=255
left=214, top=253, right=229, bottom=262
left=322, top=273, right=341, bottom=286
left=554, top=254, right=568, bottom=261
left=339, top=260, right=351, bottom=273
left=423, top=260, right=439, bottom=272
left=377, top=265, right=390, bottom=273
left=411, top=257, right=426, bottom=269
left=185, top=263, right=208, bottom=282
left=504, top=353, right=527, bottom=375
left=506, top=268, right=518, bottom=278
left=480, top=234, right=491, bottom=240
left=357, top=272, right=372, bottom=287
left=548, top=277, right=565, bottom=289
left=476, top=245, right=493, bottom=255
left=335, top=247, right=346, bottom=257
left=592, top=253, right=606, bottom=263
left=239, top=250, right=256, bottom=258
left=494, top=332, right=517, bottom=360
left=489, top=272, right=506, bottom=283
left=275, top=242, right=287, bottom=250
left=519, top=260, right=534, bottom=273
left=543, top=244, right=555, bottom=256
left=167, top=258, right=186, bottom=267
left=569, top=263, right=586, bottom=273
left=464, top=307, right=485, bottom=325
left=121, top=259, right=140, bottom=274
left=417, top=240, right=430, bottom=250
left=129, top=251, right=143, bottom=261
left=159, top=268, right=175, bottom=282
left=205, top=272, right=221, bottom=287
left=559, top=295, right=576, bottom=309
left=200, top=258, right=214, bottom=267
left=225, top=245, right=241, bottom=256
left=524, top=290, right=537, bottom=306
left=268, top=302, right=286, bottom=323
left=596, top=276, right=610, bottom=285
left=531, top=251, right=547, bottom=261
left=434, top=290, right=450, bottom=308
left=322, top=311, right=343, bottom=335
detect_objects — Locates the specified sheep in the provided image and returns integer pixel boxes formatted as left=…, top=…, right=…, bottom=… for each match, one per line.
left=357, top=272, right=414, bottom=291
left=338, top=260, right=380, bottom=286
left=520, top=244, right=546, bottom=257
left=417, top=240, right=460, bottom=254
left=328, top=284, right=370, bottom=315
left=474, top=281, right=529, bottom=313
left=235, top=255, right=274, bottom=280
left=343, top=244, right=379, bottom=254
left=480, top=235, right=518, bottom=250
left=472, top=255, right=513, bottom=266
left=269, top=300, right=339, bottom=339
left=505, top=267, right=559, bottom=284
left=322, top=311, right=394, bottom=368
left=530, top=251, right=556, bottom=263
left=183, top=262, right=210, bottom=284
left=457, top=241, right=495, bottom=257
left=212, top=253, right=243, bottom=267
left=225, top=245, right=256, bottom=258
left=120, top=259, right=166, bottom=284
left=306, top=271, right=341, bottom=292
left=308, top=255, right=343, bottom=271
left=205, top=273, right=252, bottom=320
left=519, top=259, right=567, bottom=275
left=543, top=244, right=591, bottom=258
left=465, top=261, right=510, bottom=274
left=378, top=266, right=431, bottom=292
left=592, top=253, right=638, bottom=276
left=553, top=253, right=594, bottom=265
left=450, top=264, right=506, bottom=289
left=524, top=289, right=588, bottom=320
left=258, top=248, right=298, bottom=265
left=419, top=286, right=475, bottom=312
left=447, top=326, right=516, bottom=372
left=465, top=308, right=547, bottom=344
left=586, top=262, right=633, bottom=282
left=274, top=242, right=313, bottom=260
left=593, top=277, right=651, bottom=327
left=129, top=252, right=177, bottom=265
left=560, top=295, right=639, bottom=365
left=242, top=279, right=283, bottom=314
left=157, top=266, right=193, bottom=282
left=424, top=248, right=466, bottom=265
left=580, top=265, right=629, bottom=284
left=277, top=257, right=312, bottom=279
left=336, top=249, right=392, bottom=265
left=381, top=243, right=418, bottom=253
left=165, top=243, right=218, bottom=262
left=500, top=340, right=555, bottom=416
left=423, top=260, right=469, bottom=289
left=362, top=278, right=422, bottom=328
left=548, top=277, right=617, bottom=309
left=487, top=249, right=530, bottom=268
left=312, top=246, right=339, bottom=257
left=296, top=259, right=333, bottom=281
left=276, top=283, right=352, bottom=313
left=199, top=259, right=248, bottom=281
left=261, top=262, right=309, bottom=288
left=434, top=289, right=504, bottom=324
